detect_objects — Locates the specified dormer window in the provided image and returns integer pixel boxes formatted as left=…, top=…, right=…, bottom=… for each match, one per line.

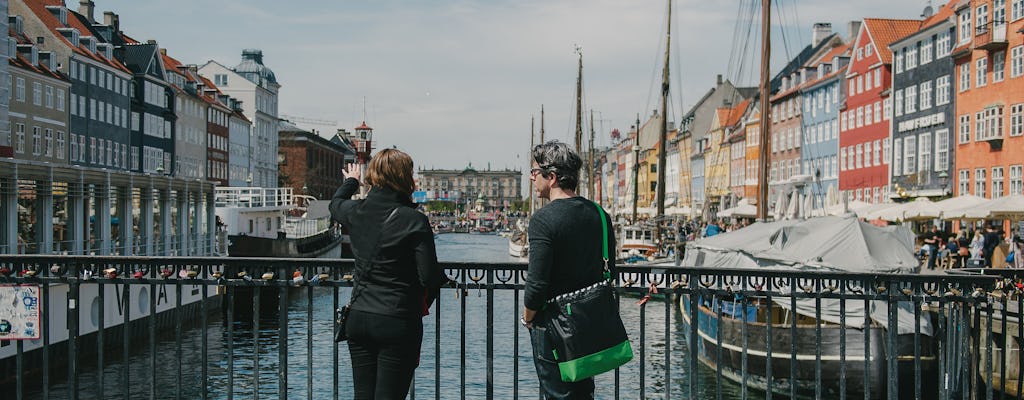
left=45, top=6, right=68, bottom=25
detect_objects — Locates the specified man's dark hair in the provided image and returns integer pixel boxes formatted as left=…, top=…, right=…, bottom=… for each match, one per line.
left=532, top=140, right=582, bottom=191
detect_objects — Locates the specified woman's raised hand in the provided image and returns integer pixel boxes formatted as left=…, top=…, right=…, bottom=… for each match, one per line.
left=344, top=162, right=363, bottom=182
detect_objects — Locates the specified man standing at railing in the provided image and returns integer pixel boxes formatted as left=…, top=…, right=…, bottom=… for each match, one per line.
left=521, top=140, right=617, bottom=399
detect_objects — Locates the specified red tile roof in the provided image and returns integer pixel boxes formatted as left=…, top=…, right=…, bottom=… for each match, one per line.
left=21, top=0, right=130, bottom=74
left=863, top=18, right=923, bottom=65
left=725, top=99, right=751, bottom=127
left=920, top=0, right=957, bottom=29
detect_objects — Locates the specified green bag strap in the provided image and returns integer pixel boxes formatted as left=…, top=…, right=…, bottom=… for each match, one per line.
left=592, top=200, right=610, bottom=280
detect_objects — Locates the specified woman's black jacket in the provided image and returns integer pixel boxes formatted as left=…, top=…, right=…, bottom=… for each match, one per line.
left=329, top=178, right=445, bottom=318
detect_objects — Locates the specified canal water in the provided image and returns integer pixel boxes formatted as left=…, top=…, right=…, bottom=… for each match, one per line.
left=26, top=233, right=751, bottom=399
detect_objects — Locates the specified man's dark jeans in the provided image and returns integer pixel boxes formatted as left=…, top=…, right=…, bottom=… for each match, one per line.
left=347, top=309, right=423, bottom=400
left=529, top=324, right=595, bottom=399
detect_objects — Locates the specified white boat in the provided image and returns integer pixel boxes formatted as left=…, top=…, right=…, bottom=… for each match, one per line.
left=214, top=187, right=344, bottom=258
left=508, top=229, right=529, bottom=258
left=618, top=223, right=659, bottom=261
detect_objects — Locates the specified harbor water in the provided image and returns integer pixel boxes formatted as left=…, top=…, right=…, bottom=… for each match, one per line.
left=23, top=233, right=750, bottom=399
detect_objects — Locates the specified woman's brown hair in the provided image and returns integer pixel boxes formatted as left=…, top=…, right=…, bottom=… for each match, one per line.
left=365, top=148, right=416, bottom=197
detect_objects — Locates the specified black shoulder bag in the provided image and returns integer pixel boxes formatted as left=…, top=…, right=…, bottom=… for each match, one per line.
left=335, top=207, right=399, bottom=342
left=541, top=201, right=633, bottom=382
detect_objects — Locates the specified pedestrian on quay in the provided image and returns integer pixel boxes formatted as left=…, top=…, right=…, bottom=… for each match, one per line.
left=521, top=140, right=617, bottom=399
left=329, top=149, right=447, bottom=399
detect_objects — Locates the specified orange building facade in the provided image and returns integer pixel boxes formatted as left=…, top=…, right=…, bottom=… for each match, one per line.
left=951, top=0, right=1024, bottom=199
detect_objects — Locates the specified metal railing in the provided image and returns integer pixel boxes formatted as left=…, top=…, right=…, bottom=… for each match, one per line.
left=0, top=255, right=1019, bottom=400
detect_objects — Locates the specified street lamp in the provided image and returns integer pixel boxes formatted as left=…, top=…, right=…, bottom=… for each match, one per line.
left=938, top=171, right=949, bottom=196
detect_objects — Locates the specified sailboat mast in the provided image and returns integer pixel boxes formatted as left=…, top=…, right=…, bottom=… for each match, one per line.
left=530, top=115, right=535, bottom=214
left=540, top=105, right=546, bottom=142
left=655, top=0, right=672, bottom=241
left=756, top=0, right=772, bottom=221
left=575, top=47, right=584, bottom=155
left=632, top=113, right=641, bottom=222
left=589, top=110, right=596, bottom=200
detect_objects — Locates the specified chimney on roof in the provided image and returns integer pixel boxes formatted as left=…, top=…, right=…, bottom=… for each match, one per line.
left=160, top=48, right=166, bottom=55
left=847, top=21, right=862, bottom=43
left=812, top=22, right=833, bottom=47
left=716, top=74, right=723, bottom=85
left=103, top=11, right=119, bottom=34
left=78, top=0, right=95, bottom=24
left=146, top=39, right=157, bottom=45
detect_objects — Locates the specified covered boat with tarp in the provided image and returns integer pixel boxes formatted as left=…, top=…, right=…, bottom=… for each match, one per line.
left=678, top=214, right=936, bottom=399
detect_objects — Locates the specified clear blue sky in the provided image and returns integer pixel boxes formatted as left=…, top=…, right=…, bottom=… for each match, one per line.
left=98, top=0, right=927, bottom=174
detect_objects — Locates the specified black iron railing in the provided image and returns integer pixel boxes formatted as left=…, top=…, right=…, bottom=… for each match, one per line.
left=0, top=255, right=1020, bottom=400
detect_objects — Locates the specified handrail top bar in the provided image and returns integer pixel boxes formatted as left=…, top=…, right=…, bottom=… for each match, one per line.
left=0, top=254, right=1008, bottom=284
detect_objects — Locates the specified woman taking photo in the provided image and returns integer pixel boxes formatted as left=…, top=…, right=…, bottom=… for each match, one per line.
left=329, top=149, right=446, bottom=399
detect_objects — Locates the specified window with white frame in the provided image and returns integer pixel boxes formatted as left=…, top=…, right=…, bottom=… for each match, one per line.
left=893, top=139, right=903, bottom=176
left=960, top=63, right=971, bottom=91
left=920, top=81, right=932, bottom=110
left=906, top=46, right=918, bottom=70
left=994, top=52, right=1005, bottom=82
left=937, top=31, right=951, bottom=56
left=1012, top=46, right=1024, bottom=77
left=1015, top=0, right=1024, bottom=21
left=32, top=82, right=41, bottom=106
left=1010, top=165, right=1023, bottom=195
left=832, top=119, right=838, bottom=139
left=977, top=58, right=988, bottom=87
left=884, top=138, right=891, bottom=165
left=840, top=148, right=847, bottom=171
left=14, top=123, right=24, bottom=153
left=857, top=75, right=864, bottom=93
left=960, top=10, right=973, bottom=43
left=935, top=129, right=949, bottom=171
left=865, top=72, right=873, bottom=91
left=44, top=86, right=53, bottom=109
left=857, top=107, right=865, bottom=128
left=873, top=139, right=882, bottom=166
left=975, top=168, right=987, bottom=197
left=895, top=51, right=904, bottom=73
left=919, top=132, right=932, bottom=175
left=43, top=129, right=52, bottom=157
left=874, top=69, right=881, bottom=88
left=1011, top=104, right=1024, bottom=136
left=856, top=144, right=863, bottom=169
left=979, top=106, right=1005, bottom=140
left=32, top=127, right=41, bottom=155
left=905, top=86, right=917, bottom=113
left=841, top=112, right=847, bottom=131
left=993, top=167, right=1005, bottom=198
left=874, top=102, right=882, bottom=123
left=995, top=0, right=1007, bottom=26
left=976, top=111, right=985, bottom=140
left=936, top=75, right=951, bottom=105
left=904, top=136, right=917, bottom=175
left=865, top=106, right=873, bottom=126
left=960, top=169, right=971, bottom=195
left=865, top=141, right=873, bottom=167
left=921, top=38, right=933, bottom=64
left=977, top=4, right=990, bottom=31
left=56, top=89, right=64, bottom=112
left=884, top=98, right=893, bottom=119
left=56, top=131, right=64, bottom=160
left=895, top=90, right=904, bottom=117
left=959, top=114, right=971, bottom=143
left=15, top=78, right=24, bottom=102
left=70, top=133, right=78, bottom=161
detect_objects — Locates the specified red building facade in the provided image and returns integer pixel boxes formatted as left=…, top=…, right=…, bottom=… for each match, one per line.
left=841, top=19, right=920, bottom=203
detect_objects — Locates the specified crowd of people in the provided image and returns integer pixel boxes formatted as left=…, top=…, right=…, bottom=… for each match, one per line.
left=916, top=223, right=1024, bottom=270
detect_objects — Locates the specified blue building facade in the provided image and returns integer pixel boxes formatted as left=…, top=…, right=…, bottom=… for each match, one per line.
left=800, top=51, right=849, bottom=205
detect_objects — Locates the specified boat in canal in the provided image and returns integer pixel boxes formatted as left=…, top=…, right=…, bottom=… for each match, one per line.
left=214, top=186, right=344, bottom=258
left=678, top=214, right=937, bottom=399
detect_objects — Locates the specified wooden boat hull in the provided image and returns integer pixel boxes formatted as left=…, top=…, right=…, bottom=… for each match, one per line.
left=679, top=295, right=936, bottom=399
left=228, top=229, right=342, bottom=258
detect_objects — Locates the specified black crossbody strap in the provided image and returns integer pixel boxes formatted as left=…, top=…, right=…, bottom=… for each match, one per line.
left=347, top=207, right=400, bottom=307
left=592, top=201, right=610, bottom=281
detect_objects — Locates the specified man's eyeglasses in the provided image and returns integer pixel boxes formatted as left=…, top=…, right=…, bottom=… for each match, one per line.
left=530, top=168, right=548, bottom=177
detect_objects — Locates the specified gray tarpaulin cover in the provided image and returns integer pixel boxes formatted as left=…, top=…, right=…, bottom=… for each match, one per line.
left=682, top=214, right=932, bottom=335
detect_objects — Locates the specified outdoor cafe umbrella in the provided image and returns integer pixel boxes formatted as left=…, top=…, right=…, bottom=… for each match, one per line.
left=962, top=194, right=1024, bottom=220
left=897, top=197, right=942, bottom=221
left=935, top=194, right=988, bottom=220
left=856, top=202, right=898, bottom=220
